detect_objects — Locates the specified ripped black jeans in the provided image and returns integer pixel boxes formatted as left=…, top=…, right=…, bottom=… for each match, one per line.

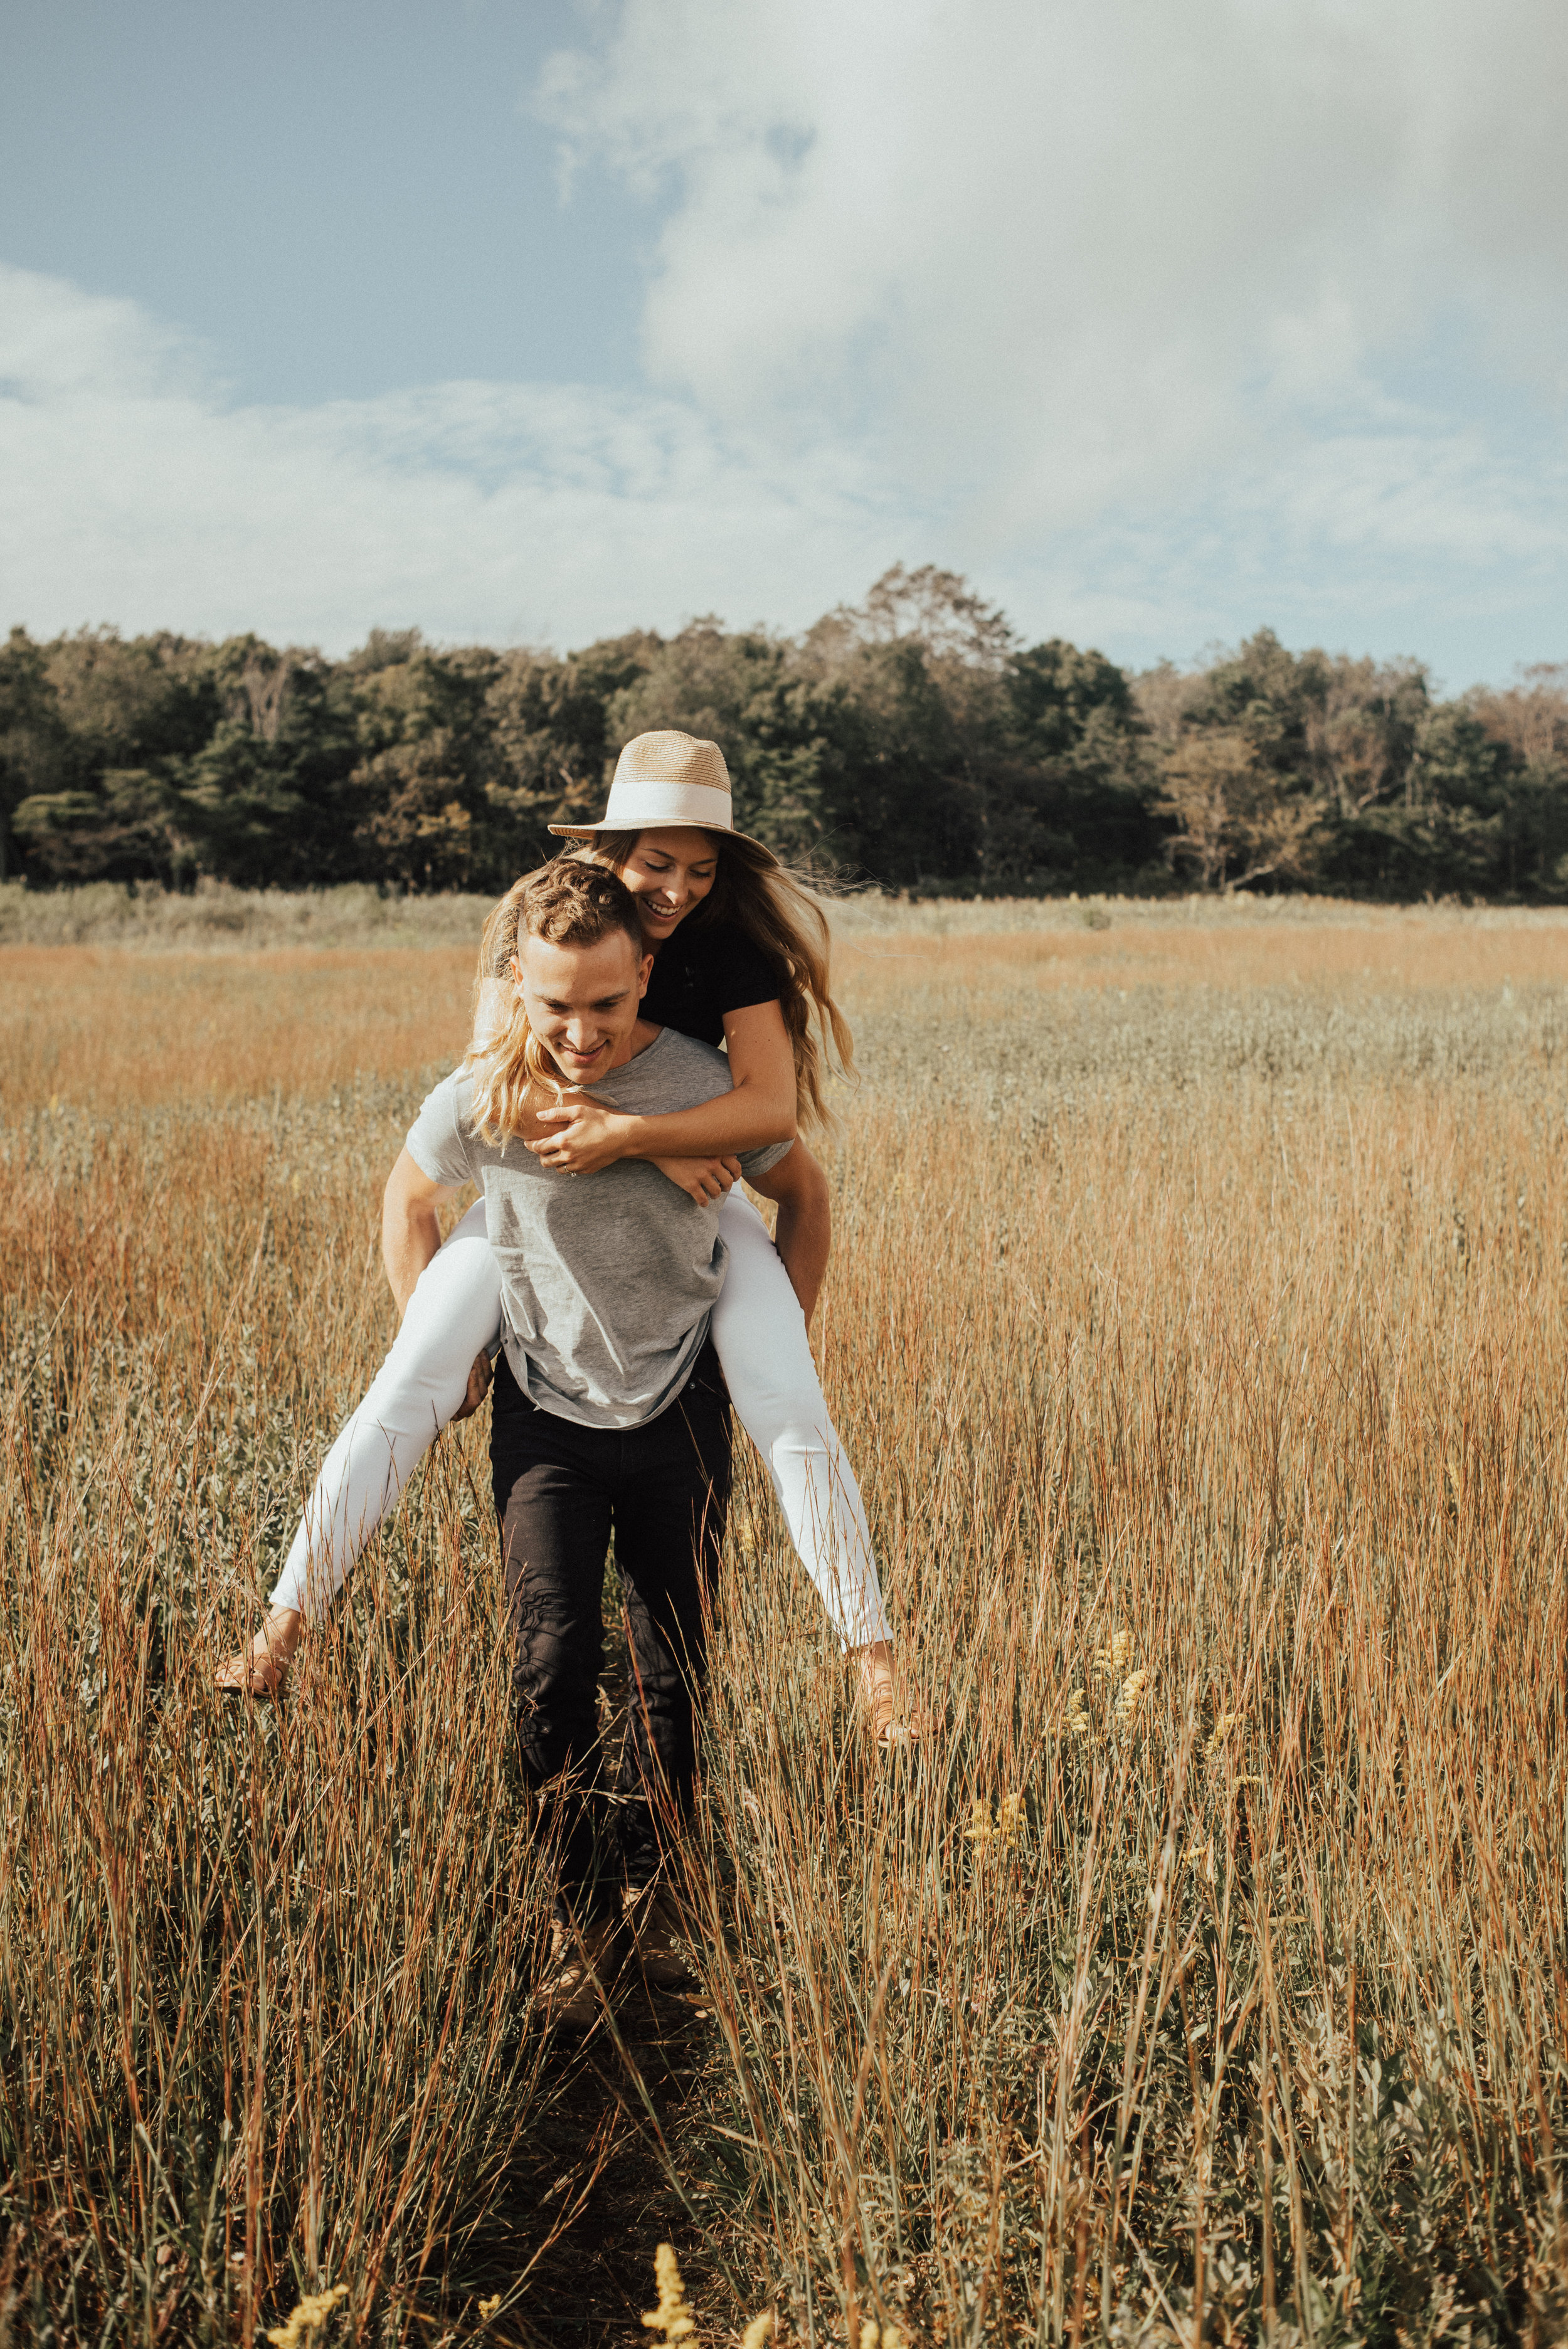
left=489, top=1342, right=731, bottom=1917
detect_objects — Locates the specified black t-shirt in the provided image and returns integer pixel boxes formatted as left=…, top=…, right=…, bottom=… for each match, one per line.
left=641, top=920, right=782, bottom=1047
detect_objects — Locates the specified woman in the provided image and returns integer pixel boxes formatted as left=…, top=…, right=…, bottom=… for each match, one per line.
left=217, top=730, right=914, bottom=1741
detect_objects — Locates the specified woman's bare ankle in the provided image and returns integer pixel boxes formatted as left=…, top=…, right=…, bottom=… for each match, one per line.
left=855, top=1640, right=895, bottom=1699
left=216, top=1606, right=304, bottom=1692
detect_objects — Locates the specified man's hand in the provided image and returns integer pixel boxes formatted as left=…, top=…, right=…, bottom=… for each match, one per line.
left=451, top=1350, right=494, bottom=1422
left=527, top=1098, right=635, bottom=1174
left=650, top=1153, right=743, bottom=1206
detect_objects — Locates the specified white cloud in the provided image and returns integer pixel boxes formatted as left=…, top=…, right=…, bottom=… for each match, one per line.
left=542, top=0, right=1568, bottom=524
left=3, top=1, right=1567, bottom=677
left=0, top=263, right=905, bottom=653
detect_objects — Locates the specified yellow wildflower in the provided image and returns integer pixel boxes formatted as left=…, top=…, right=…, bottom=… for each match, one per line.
left=1113, top=1668, right=1150, bottom=1724
left=965, top=1793, right=1026, bottom=1849
left=478, top=2294, right=503, bottom=2321
left=265, top=2284, right=349, bottom=2349
left=1206, top=1710, right=1244, bottom=1754
left=643, top=2244, right=697, bottom=2341
left=1091, top=1627, right=1134, bottom=1677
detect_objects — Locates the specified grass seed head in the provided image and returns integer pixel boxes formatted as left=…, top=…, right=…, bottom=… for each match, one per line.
left=1091, top=1627, right=1134, bottom=1677
left=265, top=2284, right=349, bottom=2348
left=643, top=2244, right=697, bottom=2341
left=1113, top=1667, right=1150, bottom=1724
left=1061, top=1688, right=1093, bottom=1736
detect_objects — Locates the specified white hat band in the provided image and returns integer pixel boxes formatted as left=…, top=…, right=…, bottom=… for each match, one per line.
left=602, top=775, right=735, bottom=830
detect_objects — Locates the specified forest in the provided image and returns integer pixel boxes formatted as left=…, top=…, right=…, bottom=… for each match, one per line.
left=2, top=565, right=1565, bottom=899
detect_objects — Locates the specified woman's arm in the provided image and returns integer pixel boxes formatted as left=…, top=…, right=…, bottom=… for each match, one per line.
left=526, top=1000, right=797, bottom=1175
left=742, top=1142, right=832, bottom=1328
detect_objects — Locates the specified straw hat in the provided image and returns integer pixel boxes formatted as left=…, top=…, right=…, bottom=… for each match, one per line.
left=548, top=729, right=777, bottom=864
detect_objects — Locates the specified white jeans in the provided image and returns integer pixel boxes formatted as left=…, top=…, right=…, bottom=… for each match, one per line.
left=269, top=1190, right=892, bottom=1648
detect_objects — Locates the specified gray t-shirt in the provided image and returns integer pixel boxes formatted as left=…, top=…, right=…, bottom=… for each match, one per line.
left=406, top=1026, right=792, bottom=1431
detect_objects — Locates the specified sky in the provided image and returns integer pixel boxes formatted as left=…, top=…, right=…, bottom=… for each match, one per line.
left=1, top=0, right=1565, bottom=686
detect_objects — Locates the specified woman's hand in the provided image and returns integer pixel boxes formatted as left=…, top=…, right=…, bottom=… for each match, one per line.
left=526, top=1100, right=636, bottom=1174
left=651, top=1153, right=744, bottom=1206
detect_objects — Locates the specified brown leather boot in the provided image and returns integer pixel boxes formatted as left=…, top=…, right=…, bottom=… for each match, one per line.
left=538, top=1915, right=620, bottom=2030
left=623, top=1881, right=699, bottom=1995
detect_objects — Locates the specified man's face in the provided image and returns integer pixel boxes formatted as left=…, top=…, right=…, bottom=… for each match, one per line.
left=512, top=928, right=653, bottom=1086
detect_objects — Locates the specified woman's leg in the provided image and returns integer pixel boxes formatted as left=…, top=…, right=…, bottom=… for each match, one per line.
left=272, top=1199, right=503, bottom=1614
left=711, top=1190, right=894, bottom=1657
left=218, top=1202, right=502, bottom=1688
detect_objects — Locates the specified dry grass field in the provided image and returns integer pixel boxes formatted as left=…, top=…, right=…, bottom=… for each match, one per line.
left=3, top=891, right=1567, bottom=2346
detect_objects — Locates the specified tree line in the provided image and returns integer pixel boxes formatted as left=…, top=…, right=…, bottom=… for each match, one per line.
left=2, top=566, right=1564, bottom=899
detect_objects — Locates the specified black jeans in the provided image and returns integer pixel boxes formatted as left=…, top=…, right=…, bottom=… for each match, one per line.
left=489, top=1341, right=732, bottom=1916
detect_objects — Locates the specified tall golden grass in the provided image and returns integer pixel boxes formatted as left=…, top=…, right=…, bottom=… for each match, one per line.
left=3, top=903, right=1565, bottom=2343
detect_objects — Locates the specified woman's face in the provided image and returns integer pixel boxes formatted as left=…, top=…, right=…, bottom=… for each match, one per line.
left=619, top=827, right=720, bottom=944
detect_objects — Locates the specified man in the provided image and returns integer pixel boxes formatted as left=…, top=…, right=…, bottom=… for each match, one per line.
left=383, top=859, right=809, bottom=2023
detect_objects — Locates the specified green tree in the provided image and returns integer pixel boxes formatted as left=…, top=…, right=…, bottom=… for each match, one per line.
left=0, top=629, right=65, bottom=881
left=798, top=568, right=1014, bottom=884
left=6, top=596, right=1557, bottom=904
left=485, top=632, right=662, bottom=872
left=344, top=644, right=499, bottom=891
left=998, top=640, right=1160, bottom=888
left=12, top=630, right=223, bottom=884
left=1152, top=630, right=1437, bottom=896
left=13, top=770, right=199, bottom=888
left=1469, top=666, right=1568, bottom=897
left=800, top=573, right=1157, bottom=889
left=1158, top=730, right=1321, bottom=892
left=46, top=628, right=221, bottom=783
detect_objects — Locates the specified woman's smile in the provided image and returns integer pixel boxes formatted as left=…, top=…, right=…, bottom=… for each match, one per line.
left=618, top=828, right=718, bottom=941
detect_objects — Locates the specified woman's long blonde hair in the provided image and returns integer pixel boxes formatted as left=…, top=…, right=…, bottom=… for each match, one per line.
left=466, top=861, right=647, bottom=1145
left=571, top=830, right=856, bottom=1132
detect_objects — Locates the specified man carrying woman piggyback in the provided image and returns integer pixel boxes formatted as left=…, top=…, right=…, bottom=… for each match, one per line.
left=220, top=732, right=918, bottom=2020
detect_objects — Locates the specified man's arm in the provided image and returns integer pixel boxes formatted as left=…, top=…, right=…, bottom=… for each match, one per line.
left=743, top=1141, right=832, bottom=1329
left=382, top=1148, right=461, bottom=1316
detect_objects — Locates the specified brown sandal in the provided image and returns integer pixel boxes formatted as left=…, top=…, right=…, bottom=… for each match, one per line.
left=869, top=1682, right=924, bottom=1749
left=215, top=1635, right=295, bottom=1699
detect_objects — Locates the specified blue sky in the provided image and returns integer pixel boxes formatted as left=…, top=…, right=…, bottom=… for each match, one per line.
left=0, top=0, right=644, bottom=400
left=2, top=0, right=1565, bottom=687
